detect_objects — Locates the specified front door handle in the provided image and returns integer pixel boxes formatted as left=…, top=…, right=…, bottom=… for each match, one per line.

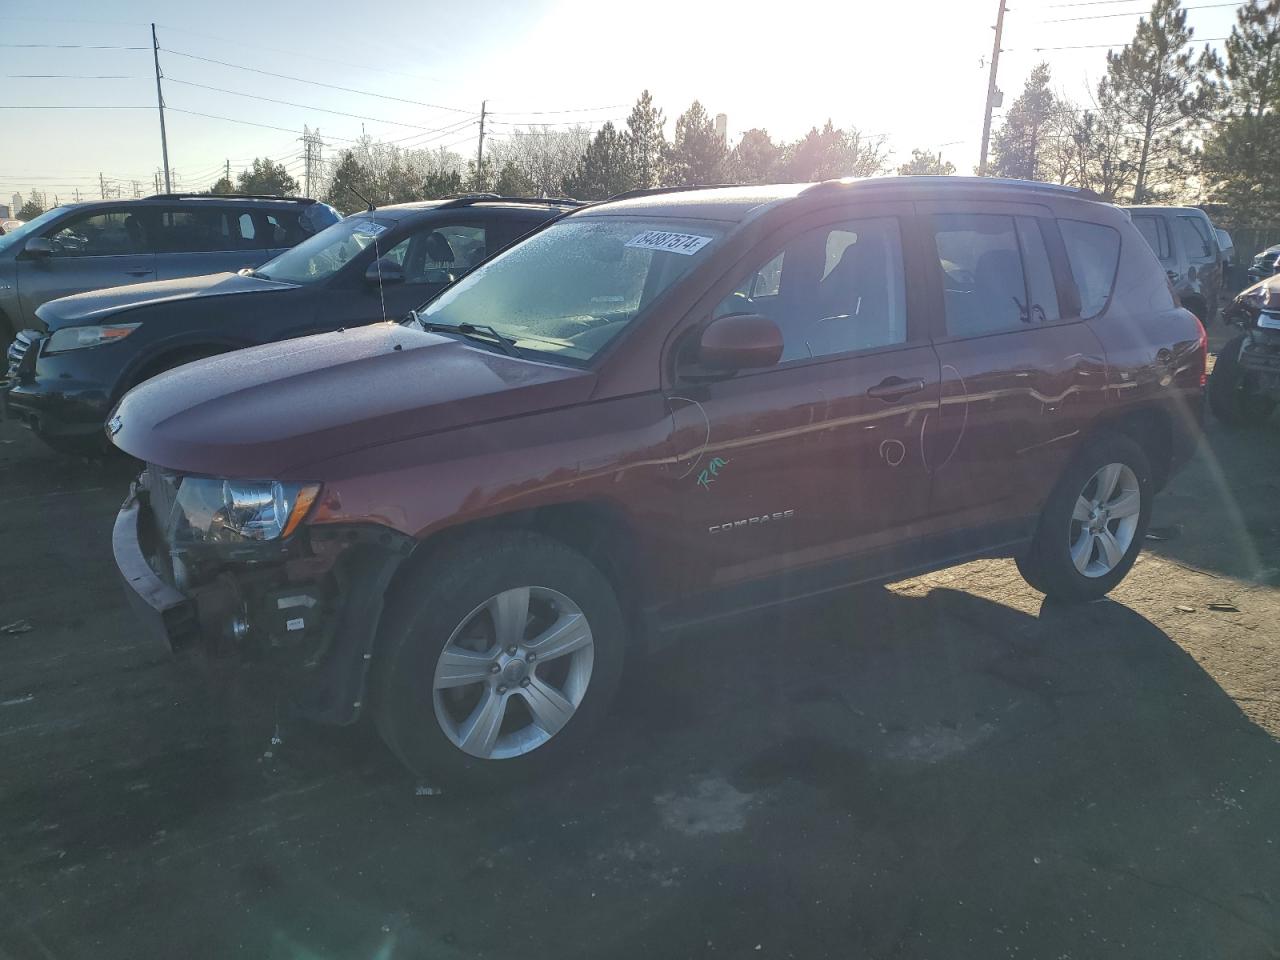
left=867, top=375, right=927, bottom=401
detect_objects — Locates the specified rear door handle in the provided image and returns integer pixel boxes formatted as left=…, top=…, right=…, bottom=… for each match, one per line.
left=125, top=269, right=152, bottom=277
left=867, top=375, right=927, bottom=401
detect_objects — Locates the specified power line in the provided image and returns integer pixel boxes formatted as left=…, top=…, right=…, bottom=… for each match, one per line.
left=164, top=77, right=477, bottom=132
left=1037, top=1, right=1239, bottom=22
left=3, top=74, right=146, bottom=79
left=490, top=103, right=628, bottom=116
left=0, top=43, right=148, bottom=50
left=1031, top=35, right=1229, bottom=49
left=161, top=49, right=473, bottom=114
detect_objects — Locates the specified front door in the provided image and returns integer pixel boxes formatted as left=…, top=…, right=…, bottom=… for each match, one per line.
left=16, top=206, right=156, bottom=323
left=918, top=201, right=1109, bottom=539
left=661, top=205, right=940, bottom=611
left=319, top=220, right=494, bottom=334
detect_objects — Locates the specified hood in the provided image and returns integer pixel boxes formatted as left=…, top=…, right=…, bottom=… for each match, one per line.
left=36, top=272, right=297, bottom=330
left=109, top=322, right=595, bottom=477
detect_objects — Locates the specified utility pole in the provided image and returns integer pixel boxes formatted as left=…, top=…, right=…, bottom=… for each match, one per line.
left=302, top=125, right=312, bottom=198
left=151, top=22, right=172, bottom=193
left=99, top=172, right=107, bottom=200
left=475, top=100, right=487, bottom=184
left=73, top=188, right=81, bottom=202
left=224, top=158, right=230, bottom=185
left=977, top=0, right=1007, bottom=178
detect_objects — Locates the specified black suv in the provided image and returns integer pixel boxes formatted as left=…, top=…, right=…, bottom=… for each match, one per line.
left=5, top=196, right=575, bottom=454
left=0, top=194, right=339, bottom=345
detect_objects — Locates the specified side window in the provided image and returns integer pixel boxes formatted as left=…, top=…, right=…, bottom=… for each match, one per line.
left=1059, top=219, right=1120, bottom=319
left=932, top=213, right=1028, bottom=336
left=45, top=210, right=146, bottom=257
left=154, top=208, right=244, bottom=253
left=1175, top=216, right=1211, bottom=260
left=400, top=224, right=488, bottom=285
left=260, top=212, right=307, bottom=248
left=1132, top=214, right=1170, bottom=259
left=714, top=217, right=906, bottom=361
left=1015, top=217, right=1061, bottom=323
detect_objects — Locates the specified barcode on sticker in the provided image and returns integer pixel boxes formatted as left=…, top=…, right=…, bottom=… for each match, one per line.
left=286, top=617, right=305, bottom=632
left=625, top=231, right=713, bottom=256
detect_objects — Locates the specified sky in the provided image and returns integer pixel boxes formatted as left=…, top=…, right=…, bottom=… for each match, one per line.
left=0, top=0, right=1245, bottom=208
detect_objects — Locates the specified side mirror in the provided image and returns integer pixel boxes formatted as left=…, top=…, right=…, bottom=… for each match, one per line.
left=365, top=258, right=404, bottom=285
left=696, top=313, right=783, bottom=371
left=21, top=237, right=52, bottom=260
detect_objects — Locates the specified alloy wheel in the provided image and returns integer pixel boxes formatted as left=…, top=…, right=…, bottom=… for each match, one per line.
left=1068, top=462, right=1141, bottom=578
left=432, top=586, right=595, bottom=760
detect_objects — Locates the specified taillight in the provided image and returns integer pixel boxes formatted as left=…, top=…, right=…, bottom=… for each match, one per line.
left=1195, top=314, right=1208, bottom=387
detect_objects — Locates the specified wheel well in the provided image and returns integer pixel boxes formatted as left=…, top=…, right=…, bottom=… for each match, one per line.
left=1098, top=408, right=1174, bottom=490
left=126, top=344, right=229, bottom=392
left=384, top=501, right=646, bottom=629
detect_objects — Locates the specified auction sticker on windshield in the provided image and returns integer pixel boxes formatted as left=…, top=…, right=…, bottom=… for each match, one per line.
left=625, top=231, right=713, bottom=256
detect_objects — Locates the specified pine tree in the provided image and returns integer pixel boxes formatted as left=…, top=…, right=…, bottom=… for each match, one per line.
left=989, top=63, right=1058, bottom=181
left=236, top=158, right=299, bottom=197
left=1201, top=0, right=1280, bottom=224
left=1221, top=0, right=1280, bottom=117
left=781, top=122, right=889, bottom=181
left=207, top=176, right=235, bottom=196
left=727, top=129, right=782, bottom=184
left=897, top=149, right=956, bottom=176
left=666, top=101, right=726, bottom=186
left=1098, top=0, right=1219, bottom=202
left=563, top=122, right=635, bottom=200
left=625, top=90, right=666, bottom=189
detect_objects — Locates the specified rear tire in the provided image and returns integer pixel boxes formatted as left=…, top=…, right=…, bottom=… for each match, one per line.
left=372, top=531, right=625, bottom=785
left=1019, top=433, right=1153, bottom=602
left=1209, top=334, right=1275, bottom=426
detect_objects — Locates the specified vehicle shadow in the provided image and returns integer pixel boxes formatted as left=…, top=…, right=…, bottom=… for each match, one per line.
left=7, top=582, right=1277, bottom=960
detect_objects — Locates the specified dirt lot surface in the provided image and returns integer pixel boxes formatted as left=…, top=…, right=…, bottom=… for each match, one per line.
left=2, top=341, right=1279, bottom=959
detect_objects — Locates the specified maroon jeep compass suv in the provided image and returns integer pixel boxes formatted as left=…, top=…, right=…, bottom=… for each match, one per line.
left=109, top=178, right=1206, bottom=782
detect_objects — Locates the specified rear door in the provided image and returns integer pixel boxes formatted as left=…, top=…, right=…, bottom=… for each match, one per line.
left=919, top=200, right=1109, bottom=539
left=15, top=206, right=156, bottom=321
left=661, top=203, right=942, bottom=603
left=1173, top=213, right=1220, bottom=306
left=152, top=205, right=271, bottom=279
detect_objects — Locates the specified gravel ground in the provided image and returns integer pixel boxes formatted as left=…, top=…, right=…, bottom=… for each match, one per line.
left=1, top=342, right=1278, bottom=959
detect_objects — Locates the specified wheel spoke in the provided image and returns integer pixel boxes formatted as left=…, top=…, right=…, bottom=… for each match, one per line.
left=1096, top=529, right=1125, bottom=569
left=519, top=676, right=576, bottom=737
left=1072, top=496, right=1093, bottom=522
left=457, top=688, right=507, bottom=758
left=1071, top=531, right=1094, bottom=574
left=488, top=587, right=530, bottom=649
left=1094, top=463, right=1122, bottom=502
left=526, top=612, right=592, bottom=663
left=1107, top=488, right=1140, bottom=519
left=434, top=647, right=494, bottom=690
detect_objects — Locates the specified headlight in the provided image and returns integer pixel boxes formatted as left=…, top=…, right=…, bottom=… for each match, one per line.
left=47, top=323, right=140, bottom=352
left=169, top=477, right=321, bottom=543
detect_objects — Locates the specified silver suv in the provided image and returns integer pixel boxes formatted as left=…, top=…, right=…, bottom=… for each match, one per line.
left=1124, top=205, right=1223, bottom=323
left=0, top=194, right=338, bottom=345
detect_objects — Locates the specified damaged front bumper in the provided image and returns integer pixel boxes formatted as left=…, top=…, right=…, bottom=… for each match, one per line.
left=112, top=474, right=412, bottom=724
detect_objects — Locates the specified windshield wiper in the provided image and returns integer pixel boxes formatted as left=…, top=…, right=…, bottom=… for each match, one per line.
left=411, top=310, right=521, bottom=357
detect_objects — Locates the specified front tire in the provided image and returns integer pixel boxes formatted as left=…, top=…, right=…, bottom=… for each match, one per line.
left=1019, top=433, right=1153, bottom=602
left=1209, top=334, right=1275, bottom=426
left=373, top=531, right=625, bottom=784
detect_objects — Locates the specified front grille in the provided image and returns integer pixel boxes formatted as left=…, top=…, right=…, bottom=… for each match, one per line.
left=5, top=329, right=40, bottom=377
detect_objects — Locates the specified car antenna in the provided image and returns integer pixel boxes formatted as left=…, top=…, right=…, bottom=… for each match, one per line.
left=343, top=182, right=375, bottom=213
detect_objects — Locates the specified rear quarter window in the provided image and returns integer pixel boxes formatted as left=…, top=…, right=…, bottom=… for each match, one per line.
left=1059, top=219, right=1120, bottom=320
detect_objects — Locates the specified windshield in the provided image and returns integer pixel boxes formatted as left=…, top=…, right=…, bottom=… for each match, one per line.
left=0, top=205, right=73, bottom=252
left=255, top=215, right=391, bottom=284
left=417, top=216, right=726, bottom=362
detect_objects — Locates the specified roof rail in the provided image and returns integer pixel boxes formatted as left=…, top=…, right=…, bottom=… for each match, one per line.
left=433, top=193, right=581, bottom=210
left=802, top=176, right=1102, bottom=201
left=605, top=184, right=742, bottom=203
left=146, top=193, right=318, bottom=203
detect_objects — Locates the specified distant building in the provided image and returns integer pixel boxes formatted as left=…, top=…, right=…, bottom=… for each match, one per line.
left=715, top=113, right=728, bottom=145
